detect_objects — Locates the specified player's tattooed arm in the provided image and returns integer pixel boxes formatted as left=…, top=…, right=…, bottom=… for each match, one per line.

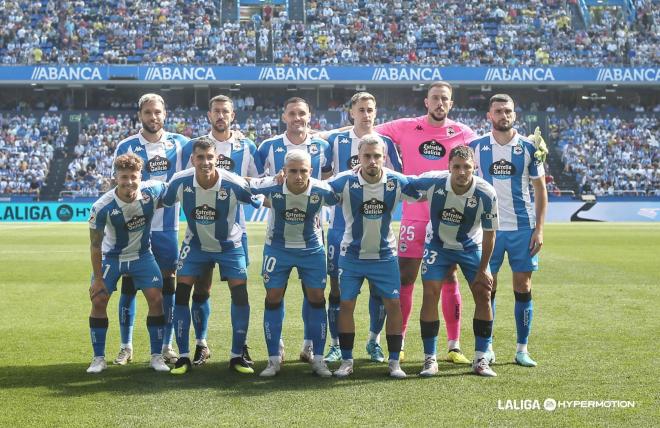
left=89, top=229, right=108, bottom=299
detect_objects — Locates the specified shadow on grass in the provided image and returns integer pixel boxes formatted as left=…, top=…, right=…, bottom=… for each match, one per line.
left=0, top=358, right=479, bottom=397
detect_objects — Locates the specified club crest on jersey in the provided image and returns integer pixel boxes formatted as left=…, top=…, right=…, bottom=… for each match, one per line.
left=283, top=207, right=306, bottom=224
left=467, top=196, right=477, bottom=208
left=447, top=127, right=456, bottom=136
left=125, top=215, right=147, bottom=231
left=440, top=207, right=464, bottom=225
left=418, top=140, right=446, bottom=160
left=513, top=144, right=524, bottom=155
left=164, top=141, right=174, bottom=150
left=147, top=155, right=170, bottom=176
left=386, top=180, right=395, bottom=192
left=233, top=141, right=242, bottom=150
left=217, top=188, right=228, bottom=200
left=310, top=193, right=321, bottom=204
left=361, top=198, right=386, bottom=219
left=489, top=159, right=516, bottom=179
left=193, top=204, right=217, bottom=225
left=348, top=155, right=360, bottom=169
left=216, top=154, right=235, bottom=171
left=141, top=192, right=151, bottom=203
left=308, top=144, right=319, bottom=155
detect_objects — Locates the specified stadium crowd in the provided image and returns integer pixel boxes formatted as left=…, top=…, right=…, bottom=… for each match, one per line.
left=0, top=0, right=656, bottom=66
left=0, top=112, right=64, bottom=195
left=552, top=114, right=659, bottom=196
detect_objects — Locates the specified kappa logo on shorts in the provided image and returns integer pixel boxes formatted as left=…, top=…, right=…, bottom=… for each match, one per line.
left=147, top=155, right=170, bottom=176
left=513, top=144, right=524, bottom=155
left=489, top=159, right=517, bottom=179
left=310, top=193, right=321, bottom=204
left=217, top=188, right=228, bottom=200
left=152, top=276, right=159, bottom=282
left=418, top=140, right=446, bottom=160
left=467, top=196, right=478, bottom=208
left=392, top=289, right=400, bottom=296
left=386, top=179, right=395, bottom=192
left=216, top=154, right=236, bottom=171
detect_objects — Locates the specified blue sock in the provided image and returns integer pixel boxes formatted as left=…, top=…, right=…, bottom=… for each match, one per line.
left=514, top=292, right=533, bottom=345
left=473, top=319, right=493, bottom=353
left=230, top=285, right=250, bottom=355
left=302, top=295, right=311, bottom=341
left=307, top=300, right=327, bottom=356
left=89, top=317, right=108, bottom=357
left=118, top=279, right=137, bottom=345
left=162, top=277, right=175, bottom=348
left=173, top=303, right=191, bottom=355
left=327, top=293, right=340, bottom=341
left=264, top=302, right=284, bottom=357
left=368, top=293, right=386, bottom=338
left=191, top=294, right=210, bottom=341
left=146, top=315, right=165, bottom=355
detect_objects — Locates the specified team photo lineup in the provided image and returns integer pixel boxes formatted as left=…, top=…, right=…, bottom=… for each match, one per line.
left=86, top=83, right=549, bottom=380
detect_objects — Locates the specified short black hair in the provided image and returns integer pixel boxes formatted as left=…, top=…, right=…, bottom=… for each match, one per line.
left=448, top=145, right=474, bottom=163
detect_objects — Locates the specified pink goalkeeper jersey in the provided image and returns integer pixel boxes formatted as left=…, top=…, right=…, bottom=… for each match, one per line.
left=376, top=116, right=476, bottom=222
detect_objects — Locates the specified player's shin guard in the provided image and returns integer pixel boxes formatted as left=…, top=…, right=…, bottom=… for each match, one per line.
left=338, top=332, right=355, bottom=360
left=191, top=291, right=210, bottom=341
left=162, top=277, right=175, bottom=348
left=399, top=283, right=414, bottom=338
left=386, top=334, right=403, bottom=361
left=441, top=280, right=461, bottom=343
left=90, top=317, right=109, bottom=357
left=368, top=293, right=386, bottom=341
left=174, top=283, right=193, bottom=355
left=473, top=319, right=493, bottom=355
left=308, top=299, right=327, bottom=357
left=420, top=320, right=440, bottom=357
left=230, top=284, right=250, bottom=356
left=327, top=293, right=340, bottom=343
left=146, top=315, right=165, bottom=355
left=264, top=300, right=284, bottom=357
left=118, top=277, right=137, bottom=346
left=514, top=291, right=533, bottom=346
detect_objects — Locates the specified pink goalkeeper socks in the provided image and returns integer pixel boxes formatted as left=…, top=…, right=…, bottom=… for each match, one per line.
left=441, top=281, right=461, bottom=342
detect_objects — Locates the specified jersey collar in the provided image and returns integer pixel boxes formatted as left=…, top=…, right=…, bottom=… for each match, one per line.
left=207, top=131, right=235, bottom=145
left=283, top=132, right=311, bottom=147
left=193, top=168, right=222, bottom=191
left=113, top=186, right=143, bottom=207
left=138, top=130, right=171, bottom=146
left=283, top=180, right=313, bottom=196
left=357, top=167, right=388, bottom=185
left=489, top=130, right=520, bottom=147
left=446, top=173, right=477, bottom=198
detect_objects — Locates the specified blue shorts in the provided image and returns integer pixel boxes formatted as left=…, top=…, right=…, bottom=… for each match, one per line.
left=490, top=229, right=540, bottom=274
left=93, top=253, right=162, bottom=294
left=421, top=243, right=486, bottom=285
left=326, top=228, right=343, bottom=278
left=151, top=230, right=179, bottom=271
left=262, top=245, right=327, bottom=290
left=338, top=256, right=400, bottom=301
left=177, top=244, right=247, bottom=280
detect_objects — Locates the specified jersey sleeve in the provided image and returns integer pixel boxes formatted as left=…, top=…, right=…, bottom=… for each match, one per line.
left=245, top=139, right=265, bottom=176
left=320, top=139, right=333, bottom=173
left=161, top=178, right=181, bottom=207
left=480, top=191, right=499, bottom=231
left=257, top=140, right=272, bottom=176
left=232, top=175, right=257, bottom=205
left=111, top=141, right=128, bottom=175
left=527, top=144, right=545, bottom=179
left=383, top=136, right=402, bottom=172
left=462, top=125, right=478, bottom=144
left=89, top=203, right=106, bottom=230
left=398, top=174, right=423, bottom=202
left=316, top=182, right=340, bottom=206
left=248, top=176, right=277, bottom=196
left=375, top=118, right=405, bottom=144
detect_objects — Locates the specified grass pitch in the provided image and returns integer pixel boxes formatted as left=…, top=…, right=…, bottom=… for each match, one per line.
left=0, top=223, right=657, bottom=427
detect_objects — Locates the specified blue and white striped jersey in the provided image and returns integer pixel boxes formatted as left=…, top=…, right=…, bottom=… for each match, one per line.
left=89, top=180, right=166, bottom=261
left=113, top=131, right=191, bottom=232
left=327, top=167, right=421, bottom=260
left=469, top=132, right=544, bottom=231
left=250, top=177, right=340, bottom=250
left=326, top=128, right=402, bottom=231
left=196, top=133, right=265, bottom=231
left=409, top=171, right=499, bottom=252
left=161, top=168, right=254, bottom=253
left=257, top=133, right=332, bottom=179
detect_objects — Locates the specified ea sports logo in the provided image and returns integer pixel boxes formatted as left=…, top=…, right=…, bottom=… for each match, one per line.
left=489, top=159, right=516, bottom=179
left=418, top=140, right=446, bottom=160
left=216, top=154, right=235, bottom=171
left=56, top=204, right=74, bottom=222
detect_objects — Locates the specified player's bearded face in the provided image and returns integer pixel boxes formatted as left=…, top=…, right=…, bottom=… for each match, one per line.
left=359, top=143, right=385, bottom=178
left=449, top=157, right=474, bottom=190
left=285, top=160, right=311, bottom=193
left=208, top=101, right=235, bottom=133
left=488, top=101, right=516, bottom=132
left=425, top=87, right=453, bottom=123
left=283, top=102, right=310, bottom=134
left=115, top=169, right=141, bottom=199
left=138, top=100, right=166, bottom=135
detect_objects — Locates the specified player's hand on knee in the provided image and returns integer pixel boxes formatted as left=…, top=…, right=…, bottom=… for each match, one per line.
left=89, top=278, right=109, bottom=302
left=472, top=270, right=493, bottom=292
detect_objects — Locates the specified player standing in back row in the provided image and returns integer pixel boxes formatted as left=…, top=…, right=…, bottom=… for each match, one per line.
left=375, top=82, right=476, bottom=362
left=469, top=94, right=547, bottom=368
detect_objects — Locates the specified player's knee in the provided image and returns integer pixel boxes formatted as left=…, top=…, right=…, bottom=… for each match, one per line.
left=306, top=289, right=325, bottom=307
left=162, top=277, right=175, bottom=296
left=422, top=284, right=441, bottom=300
left=175, top=283, right=193, bottom=305
left=230, top=284, right=249, bottom=306
left=264, top=297, right=282, bottom=309
left=121, top=276, right=137, bottom=295
left=474, top=287, right=491, bottom=305
left=91, top=293, right=110, bottom=310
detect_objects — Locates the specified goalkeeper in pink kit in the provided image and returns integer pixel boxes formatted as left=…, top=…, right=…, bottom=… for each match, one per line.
left=376, top=82, right=476, bottom=363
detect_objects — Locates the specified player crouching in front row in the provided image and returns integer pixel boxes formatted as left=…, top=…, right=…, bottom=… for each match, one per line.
left=87, top=153, right=171, bottom=373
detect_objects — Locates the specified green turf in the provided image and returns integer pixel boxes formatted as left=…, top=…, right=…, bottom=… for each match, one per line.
left=0, top=223, right=657, bottom=427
